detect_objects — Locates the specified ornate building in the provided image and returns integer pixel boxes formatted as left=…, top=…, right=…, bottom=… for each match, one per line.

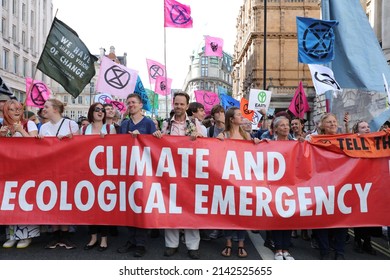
left=1, top=0, right=52, bottom=101
left=365, top=0, right=390, bottom=63
left=232, top=0, right=320, bottom=121
left=183, top=38, right=233, bottom=102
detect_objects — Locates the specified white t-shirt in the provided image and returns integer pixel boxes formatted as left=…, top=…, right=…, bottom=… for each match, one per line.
left=13, top=120, right=38, bottom=137
left=39, top=118, right=79, bottom=137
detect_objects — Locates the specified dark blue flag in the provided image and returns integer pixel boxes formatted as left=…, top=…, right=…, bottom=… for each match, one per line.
left=220, top=94, right=239, bottom=110
left=134, top=76, right=151, bottom=112
left=297, top=16, right=338, bottom=64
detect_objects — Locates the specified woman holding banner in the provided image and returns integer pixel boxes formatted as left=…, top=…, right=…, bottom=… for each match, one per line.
left=0, top=100, right=39, bottom=249
left=270, top=116, right=295, bottom=260
left=351, top=120, right=382, bottom=254
left=310, top=113, right=348, bottom=260
left=81, top=102, right=116, bottom=252
left=39, top=99, right=79, bottom=250
left=217, top=107, right=260, bottom=258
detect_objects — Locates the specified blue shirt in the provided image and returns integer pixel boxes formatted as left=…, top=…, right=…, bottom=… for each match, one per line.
left=120, top=117, right=156, bottom=135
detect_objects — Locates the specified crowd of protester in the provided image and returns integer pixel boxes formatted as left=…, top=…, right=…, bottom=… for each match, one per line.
left=0, top=91, right=390, bottom=260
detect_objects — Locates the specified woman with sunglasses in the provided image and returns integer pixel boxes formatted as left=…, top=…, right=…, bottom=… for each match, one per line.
left=82, top=102, right=116, bottom=252
left=80, top=102, right=116, bottom=135
left=0, top=100, right=40, bottom=249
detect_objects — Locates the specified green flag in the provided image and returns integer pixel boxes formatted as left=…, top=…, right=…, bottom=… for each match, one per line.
left=146, top=88, right=159, bottom=111
left=37, top=17, right=98, bottom=98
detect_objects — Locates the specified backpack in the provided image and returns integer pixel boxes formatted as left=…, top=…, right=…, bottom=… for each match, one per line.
left=207, top=125, right=215, bottom=138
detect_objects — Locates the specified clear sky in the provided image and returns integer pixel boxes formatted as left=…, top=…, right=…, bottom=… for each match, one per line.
left=52, top=0, right=243, bottom=90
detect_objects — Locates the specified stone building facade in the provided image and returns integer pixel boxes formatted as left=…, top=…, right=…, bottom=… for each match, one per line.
left=232, top=0, right=320, bottom=126
left=182, top=39, right=233, bottom=102
left=1, top=0, right=52, bottom=101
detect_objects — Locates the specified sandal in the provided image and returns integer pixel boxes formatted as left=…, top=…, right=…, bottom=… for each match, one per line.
left=221, top=246, right=232, bottom=257
left=238, top=247, right=248, bottom=258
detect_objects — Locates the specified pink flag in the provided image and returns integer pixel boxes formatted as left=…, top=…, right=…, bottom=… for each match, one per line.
left=155, top=76, right=172, bottom=96
left=164, top=0, right=193, bottom=28
left=288, top=81, right=310, bottom=118
left=194, top=90, right=220, bottom=115
left=25, top=77, right=50, bottom=108
left=96, top=56, right=138, bottom=98
left=104, top=98, right=127, bottom=114
left=204, top=36, right=224, bottom=57
left=146, top=58, right=166, bottom=85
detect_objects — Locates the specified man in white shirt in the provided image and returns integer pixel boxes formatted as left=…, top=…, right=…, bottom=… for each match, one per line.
left=161, top=92, right=202, bottom=259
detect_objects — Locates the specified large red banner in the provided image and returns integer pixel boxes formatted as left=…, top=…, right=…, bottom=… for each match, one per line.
left=1, top=133, right=390, bottom=229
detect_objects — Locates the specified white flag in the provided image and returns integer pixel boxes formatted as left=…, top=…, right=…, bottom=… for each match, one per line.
left=308, top=64, right=341, bottom=95
left=248, top=89, right=272, bottom=111
left=94, top=93, right=113, bottom=104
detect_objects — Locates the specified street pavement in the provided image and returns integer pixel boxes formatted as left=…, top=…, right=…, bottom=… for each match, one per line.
left=0, top=226, right=389, bottom=260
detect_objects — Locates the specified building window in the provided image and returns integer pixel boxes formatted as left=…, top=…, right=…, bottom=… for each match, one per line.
left=77, top=111, right=82, bottom=119
left=201, top=56, right=208, bottom=65
left=12, top=0, right=17, bottom=15
left=22, top=30, right=26, bottom=47
left=22, top=3, right=26, bottom=22
left=22, top=58, right=27, bottom=77
left=12, top=24, right=16, bottom=41
left=30, top=11, right=34, bottom=28
left=2, top=49, right=9, bottom=70
left=70, top=110, right=75, bottom=119
left=31, top=62, right=36, bottom=76
left=1, top=17, right=6, bottom=37
left=13, top=53, right=18, bottom=74
left=2, top=0, right=7, bottom=8
left=71, top=97, right=75, bottom=104
left=30, top=36, right=34, bottom=53
left=201, top=67, right=208, bottom=77
left=210, top=57, right=219, bottom=65
left=78, top=96, right=83, bottom=104
left=64, top=95, right=68, bottom=104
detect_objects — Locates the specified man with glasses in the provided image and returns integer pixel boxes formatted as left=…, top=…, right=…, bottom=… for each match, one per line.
left=117, top=93, right=161, bottom=257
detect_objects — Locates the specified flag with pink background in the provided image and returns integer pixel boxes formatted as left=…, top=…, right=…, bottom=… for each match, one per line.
left=155, top=76, right=172, bottom=96
left=194, top=90, right=220, bottom=115
left=204, top=36, right=224, bottom=57
left=25, top=77, right=51, bottom=108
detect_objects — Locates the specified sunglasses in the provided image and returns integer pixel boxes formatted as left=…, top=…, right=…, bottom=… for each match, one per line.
left=94, top=107, right=105, bottom=113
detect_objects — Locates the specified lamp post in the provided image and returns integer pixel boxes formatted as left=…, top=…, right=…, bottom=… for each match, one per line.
left=89, top=81, right=95, bottom=106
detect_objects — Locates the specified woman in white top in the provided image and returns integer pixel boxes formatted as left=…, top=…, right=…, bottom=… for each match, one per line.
left=82, top=102, right=115, bottom=252
left=0, top=100, right=39, bottom=249
left=38, top=99, right=79, bottom=250
left=39, top=99, right=79, bottom=138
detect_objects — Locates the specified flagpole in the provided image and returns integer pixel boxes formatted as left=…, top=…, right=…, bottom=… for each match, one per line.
left=148, top=81, right=156, bottom=119
left=24, top=10, right=59, bottom=118
left=263, top=0, right=267, bottom=91
left=163, top=27, right=169, bottom=119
